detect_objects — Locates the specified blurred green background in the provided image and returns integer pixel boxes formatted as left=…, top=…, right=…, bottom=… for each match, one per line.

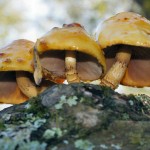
left=0, top=0, right=149, bottom=96
left=0, top=0, right=149, bottom=46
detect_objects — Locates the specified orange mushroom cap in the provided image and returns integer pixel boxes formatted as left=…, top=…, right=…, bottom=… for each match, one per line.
left=0, top=39, right=34, bottom=72
left=98, top=12, right=150, bottom=49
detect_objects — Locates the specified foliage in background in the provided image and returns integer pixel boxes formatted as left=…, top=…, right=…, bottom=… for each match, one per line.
left=135, top=0, right=150, bottom=19
left=0, top=0, right=144, bottom=47
left=0, top=0, right=25, bottom=46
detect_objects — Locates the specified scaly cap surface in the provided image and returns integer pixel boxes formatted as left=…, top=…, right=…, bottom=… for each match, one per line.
left=98, top=12, right=150, bottom=49
left=0, top=39, right=34, bottom=72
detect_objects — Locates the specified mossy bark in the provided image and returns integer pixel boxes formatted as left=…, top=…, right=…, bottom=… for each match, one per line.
left=0, top=83, right=150, bottom=150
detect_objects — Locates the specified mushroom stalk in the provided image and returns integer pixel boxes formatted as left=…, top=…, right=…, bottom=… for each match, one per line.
left=65, top=51, right=80, bottom=83
left=33, top=46, right=43, bottom=85
left=16, top=71, right=38, bottom=98
left=101, top=46, right=131, bottom=89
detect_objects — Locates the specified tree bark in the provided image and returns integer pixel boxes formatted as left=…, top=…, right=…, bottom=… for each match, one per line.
left=0, top=83, right=150, bottom=150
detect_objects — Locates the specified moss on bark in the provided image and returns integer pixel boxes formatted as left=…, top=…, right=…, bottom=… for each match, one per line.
left=0, top=83, right=150, bottom=150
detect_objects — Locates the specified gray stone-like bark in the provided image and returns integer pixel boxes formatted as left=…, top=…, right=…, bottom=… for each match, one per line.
left=0, top=83, right=150, bottom=150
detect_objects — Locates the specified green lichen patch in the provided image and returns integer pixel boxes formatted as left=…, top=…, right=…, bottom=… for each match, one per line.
left=43, top=127, right=67, bottom=140
left=0, top=116, right=47, bottom=150
left=55, top=95, right=78, bottom=109
left=74, top=139, right=95, bottom=150
left=0, top=138, right=47, bottom=150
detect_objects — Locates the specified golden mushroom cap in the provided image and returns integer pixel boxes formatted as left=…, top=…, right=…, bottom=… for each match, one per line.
left=98, top=12, right=150, bottom=49
left=35, top=24, right=106, bottom=74
left=0, top=39, right=34, bottom=72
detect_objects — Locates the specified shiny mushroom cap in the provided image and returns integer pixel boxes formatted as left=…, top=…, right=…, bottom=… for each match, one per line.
left=35, top=23, right=106, bottom=82
left=97, top=12, right=150, bottom=88
left=0, top=39, right=34, bottom=72
left=0, top=39, right=38, bottom=104
left=98, top=12, right=150, bottom=49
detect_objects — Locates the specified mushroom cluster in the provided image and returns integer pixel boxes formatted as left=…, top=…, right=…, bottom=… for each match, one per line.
left=0, top=23, right=106, bottom=104
left=0, top=12, right=149, bottom=104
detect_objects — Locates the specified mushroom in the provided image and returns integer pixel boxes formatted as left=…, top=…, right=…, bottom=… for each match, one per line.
left=97, top=12, right=150, bottom=89
left=34, top=23, right=106, bottom=84
left=0, top=39, right=55, bottom=104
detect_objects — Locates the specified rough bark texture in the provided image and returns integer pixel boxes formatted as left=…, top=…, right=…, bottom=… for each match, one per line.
left=0, top=83, right=150, bottom=150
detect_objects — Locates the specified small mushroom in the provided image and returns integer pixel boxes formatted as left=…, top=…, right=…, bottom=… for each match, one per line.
left=97, top=12, right=150, bottom=89
left=0, top=39, right=37, bottom=103
left=34, top=23, right=106, bottom=84
left=0, top=39, right=55, bottom=104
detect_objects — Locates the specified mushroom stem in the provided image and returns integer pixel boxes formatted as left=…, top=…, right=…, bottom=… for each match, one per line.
left=65, top=51, right=80, bottom=83
left=16, top=71, right=38, bottom=98
left=33, top=46, right=43, bottom=85
left=101, top=46, right=131, bottom=89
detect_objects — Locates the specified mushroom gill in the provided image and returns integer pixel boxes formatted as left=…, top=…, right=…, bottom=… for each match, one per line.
left=121, top=46, right=150, bottom=87
left=39, top=50, right=103, bottom=83
left=77, top=52, right=103, bottom=81
left=0, top=72, right=27, bottom=104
